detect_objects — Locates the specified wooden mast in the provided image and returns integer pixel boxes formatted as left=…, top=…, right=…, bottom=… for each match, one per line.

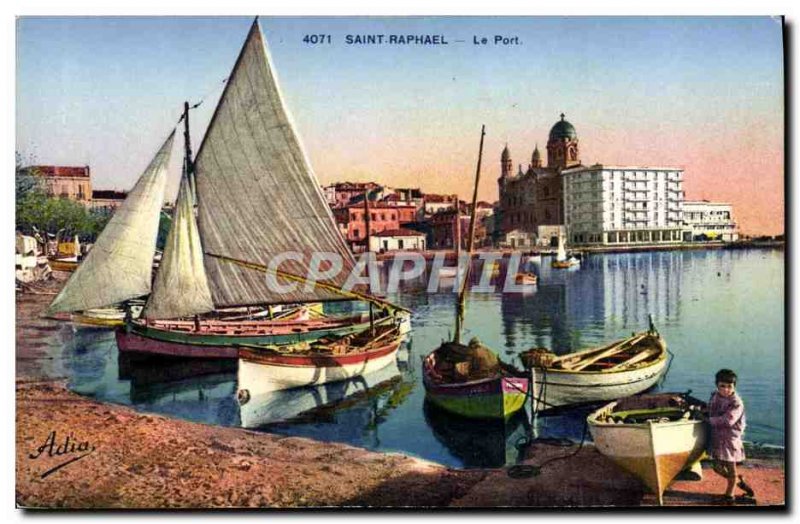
left=454, top=125, right=486, bottom=345
left=363, top=189, right=374, bottom=334
left=182, top=101, right=196, bottom=202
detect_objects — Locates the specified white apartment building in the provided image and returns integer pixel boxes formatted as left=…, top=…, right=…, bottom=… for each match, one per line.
left=562, top=165, right=686, bottom=246
left=683, top=200, right=739, bottom=242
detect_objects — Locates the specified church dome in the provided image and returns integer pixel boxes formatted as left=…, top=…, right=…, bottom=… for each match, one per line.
left=549, top=113, right=577, bottom=141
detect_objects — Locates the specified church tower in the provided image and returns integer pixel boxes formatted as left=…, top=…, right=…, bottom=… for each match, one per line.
left=498, top=144, right=512, bottom=196
left=546, top=113, right=580, bottom=169
left=501, top=144, right=512, bottom=178
left=532, top=144, right=542, bottom=168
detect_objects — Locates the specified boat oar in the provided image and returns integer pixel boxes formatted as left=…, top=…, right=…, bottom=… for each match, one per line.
left=567, top=334, right=647, bottom=372
left=606, top=347, right=661, bottom=371
left=548, top=338, right=626, bottom=366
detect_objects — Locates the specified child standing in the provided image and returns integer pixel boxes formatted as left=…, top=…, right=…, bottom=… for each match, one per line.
left=707, top=369, right=754, bottom=502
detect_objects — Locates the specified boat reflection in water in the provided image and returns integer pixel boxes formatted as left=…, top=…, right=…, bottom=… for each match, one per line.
left=238, top=347, right=412, bottom=434
left=117, top=352, right=239, bottom=425
left=423, top=400, right=531, bottom=468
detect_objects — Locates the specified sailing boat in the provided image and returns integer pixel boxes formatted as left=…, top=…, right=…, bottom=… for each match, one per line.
left=47, top=131, right=176, bottom=320
left=113, top=19, right=408, bottom=359
left=422, top=126, right=530, bottom=419
left=551, top=233, right=579, bottom=269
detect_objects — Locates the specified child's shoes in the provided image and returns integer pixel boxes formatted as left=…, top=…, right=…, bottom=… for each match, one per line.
left=737, top=475, right=755, bottom=498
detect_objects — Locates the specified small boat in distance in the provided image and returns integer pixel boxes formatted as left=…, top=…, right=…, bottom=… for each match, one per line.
left=513, top=272, right=538, bottom=286
left=551, top=235, right=579, bottom=269
left=520, top=317, right=669, bottom=412
left=587, top=392, right=707, bottom=506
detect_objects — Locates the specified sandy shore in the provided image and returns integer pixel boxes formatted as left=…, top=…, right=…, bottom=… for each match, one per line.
left=15, top=288, right=785, bottom=509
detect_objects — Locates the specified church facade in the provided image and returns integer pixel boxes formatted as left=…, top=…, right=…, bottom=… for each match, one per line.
left=497, top=114, right=579, bottom=247
left=497, top=115, right=691, bottom=247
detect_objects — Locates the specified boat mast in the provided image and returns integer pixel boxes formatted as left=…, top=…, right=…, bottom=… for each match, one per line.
left=363, top=189, right=374, bottom=334
left=182, top=101, right=196, bottom=201
left=454, top=125, right=486, bottom=345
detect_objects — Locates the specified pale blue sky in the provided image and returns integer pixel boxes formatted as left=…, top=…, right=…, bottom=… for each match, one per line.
left=16, top=16, right=784, bottom=233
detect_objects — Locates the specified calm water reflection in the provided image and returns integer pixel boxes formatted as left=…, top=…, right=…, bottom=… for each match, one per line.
left=62, top=248, right=785, bottom=468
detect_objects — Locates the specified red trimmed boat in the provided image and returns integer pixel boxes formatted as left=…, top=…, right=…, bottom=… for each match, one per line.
left=236, top=323, right=403, bottom=395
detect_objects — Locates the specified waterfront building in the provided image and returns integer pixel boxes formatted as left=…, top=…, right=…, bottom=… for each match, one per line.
left=21, top=165, right=92, bottom=204
left=562, top=165, right=686, bottom=246
left=90, top=189, right=127, bottom=212
left=333, top=202, right=402, bottom=246
left=428, top=208, right=480, bottom=249
left=368, top=228, right=426, bottom=252
left=497, top=114, right=577, bottom=246
left=682, top=200, right=739, bottom=242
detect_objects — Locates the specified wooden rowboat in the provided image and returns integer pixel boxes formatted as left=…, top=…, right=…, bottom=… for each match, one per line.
left=587, top=393, right=707, bottom=505
left=520, top=321, right=669, bottom=411
left=422, top=345, right=529, bottom=419
left=236, top=323, right=403, bottom=396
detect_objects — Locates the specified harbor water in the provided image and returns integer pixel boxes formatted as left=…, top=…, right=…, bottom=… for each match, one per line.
left=57, top=248, right=784, bottom=469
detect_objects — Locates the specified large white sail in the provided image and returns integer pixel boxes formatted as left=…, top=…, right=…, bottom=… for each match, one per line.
left=142, top=175, right=214, bottom=319
left=192, top=20, right=357, bottom=308
left=47, top=131, right=175, bottom=314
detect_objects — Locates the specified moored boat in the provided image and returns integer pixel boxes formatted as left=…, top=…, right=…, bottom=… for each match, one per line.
left=49, top=18, right=411, bottom=361
left=48, top=257, right=79, bottom=272
left=551, top=235, right=580, bottom=269
left=236, top=322, right=403, bottom=396
left=520, top=320, right=669, bottom=412
left=587, top=392, right=707, bottom=505
left=237, top=356, right=403, bottom=428
left=422, top=126, right=529, bottom=420
left=423, top=343, right=529, bottom=419
left=116, top=312, right=399, bottom=359
left=513, top=272, right=538, bottom=286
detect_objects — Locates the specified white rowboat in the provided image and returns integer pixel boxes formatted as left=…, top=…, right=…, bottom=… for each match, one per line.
left=587, top=393, right=707, bottom=505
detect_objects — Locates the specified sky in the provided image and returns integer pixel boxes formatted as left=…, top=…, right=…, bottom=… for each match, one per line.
left=15, top=16, right=785, bottom=235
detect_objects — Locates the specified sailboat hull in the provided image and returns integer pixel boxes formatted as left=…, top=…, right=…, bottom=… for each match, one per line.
left=237, top=338, right=401, bottom=395
left=116, top=315, right=397, bottom=359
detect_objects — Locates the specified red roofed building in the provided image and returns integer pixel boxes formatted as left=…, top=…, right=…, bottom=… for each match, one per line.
left=22, top=165, right=92, bottom=204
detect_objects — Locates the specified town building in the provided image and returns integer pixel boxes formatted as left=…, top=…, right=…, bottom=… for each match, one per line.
left=682, top=200, right=739, bottom=241
left=423, top=194, right=458, bottom=216
left=368, top=228, right=426, bottom=252
left=333, top=202, right=402, bottom=247
left=322, top=181, right=382, bottom=208
left=90, top=189, right=128, bottom=212
left=21, top=165, right=92, bottom=204
left=428, top=208, right=485, bottom=249
left=562, top=165, right=685, bottom=245
left=497, top=114, right=577, bottom=246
